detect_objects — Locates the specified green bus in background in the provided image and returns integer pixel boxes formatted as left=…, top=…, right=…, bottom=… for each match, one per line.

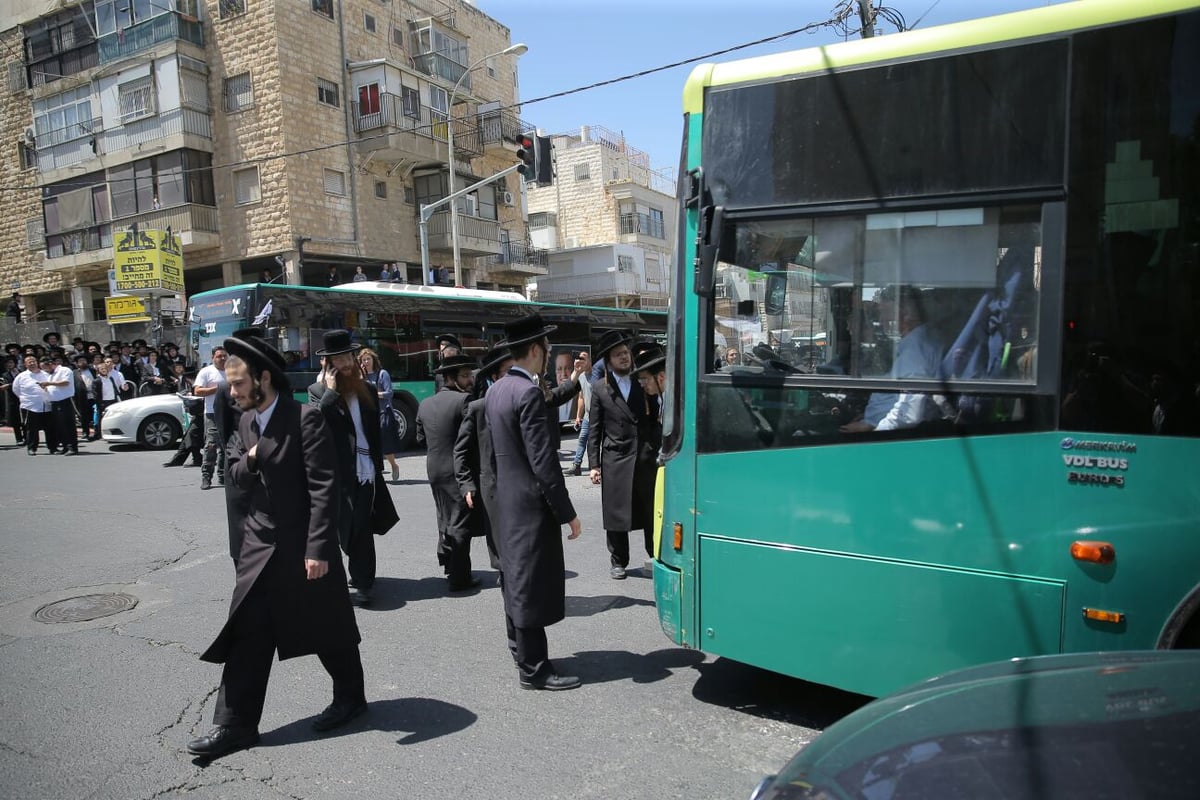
left=652, top=0, right=1200, bottom=697
left=187, top=281, right=664, bottom=448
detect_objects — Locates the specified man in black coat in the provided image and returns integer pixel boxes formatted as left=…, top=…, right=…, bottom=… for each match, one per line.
left=417, top=353, right=478, bottom=590
left=453, top=345, right=514, bottom=579
left=588, top=331, right=656, bottom=580
left=486, top=314, right=583, bottom=691
left=308, top=330, right=397, bottom=607
left=188, top=334, right=366, bottom=760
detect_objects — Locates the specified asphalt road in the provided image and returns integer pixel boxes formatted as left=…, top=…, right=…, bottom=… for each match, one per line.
left=0, top=432, right=867, bottom=800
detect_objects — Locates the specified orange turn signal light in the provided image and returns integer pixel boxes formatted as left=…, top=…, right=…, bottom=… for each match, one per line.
left=1082, top=607, right=1126, bottom=624
left=672, top=522, right=683, bottom=552
left=1070, top=540, right=1115, bottom=564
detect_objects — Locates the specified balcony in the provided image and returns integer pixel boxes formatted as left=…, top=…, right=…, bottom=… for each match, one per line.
left=425, top=210, right=502, bottom=258
left=352, top=95, right=479, bottom=165
left=99, top=107, right=212, bottom=156
left=35, top=117, right=102, bottom=173
left=42, top=203, right=218, bottom=272
left=98, top=13, right=203, bottom=64
left=476, top=111, right=530, bottom=154
left=477, top=241, right=550, bottom=278
left=534, top=270, right=668, bottom=310
left=412, top=51, right=469, bottom=90
left=619, top=212, right=666, bottom=240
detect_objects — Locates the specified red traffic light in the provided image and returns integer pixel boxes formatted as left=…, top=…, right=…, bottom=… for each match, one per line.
left=515, top=135, right=536, bottom=178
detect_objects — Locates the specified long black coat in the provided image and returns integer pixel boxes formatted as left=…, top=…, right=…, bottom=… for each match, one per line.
left=453, top=396, right=493, bottom=539
left=486, top=368, right=576, bottom=628
left=588, top=373, right=655, bottom=532
left=201, top=395, right=360, bottom=663
left=215, top=384, right=248, bottom=561
left=308, top=381, right=395, bottom=547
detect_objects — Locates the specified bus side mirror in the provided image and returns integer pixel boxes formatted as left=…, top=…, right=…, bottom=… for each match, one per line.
left=693, top=205, right=724, bottom=298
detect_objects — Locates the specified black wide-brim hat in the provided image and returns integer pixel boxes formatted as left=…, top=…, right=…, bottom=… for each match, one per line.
left=479, top=345, right=513, bottom=377
left=633, top=344, right=667, bottom=374
left=594, top=329, right=634, bottom=360
left=72, top=352, right=90, bottom=363
left=161, top=342, right=178, bottom=350
left=42, top=332, right=61, bottom=344
left=316, top=329, right=361, bottom=356
left=223, top=335, right=290, bottom=388
left=502, top=313, right=557, bottom=348
left=132, top=339, right=147, bottom=347
left=436, top=333, right=462, bottom=350
left=435, top=353, right=478, bottom=375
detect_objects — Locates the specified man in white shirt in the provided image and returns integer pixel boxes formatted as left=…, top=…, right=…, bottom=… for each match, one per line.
left=193, top=346, right=229, bottom=491
left=44, top=353, right=79, bottom=455
left=12, top=355, right=53, bottom=456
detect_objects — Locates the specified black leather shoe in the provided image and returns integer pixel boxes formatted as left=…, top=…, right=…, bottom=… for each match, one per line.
left=562, top=464, right=581, bottom=476
left=448, top=576, right=482, bottom=592
left=519, top=673, right=581, bottom=691
left=312, top=700, right=368, bottom=732
left=349, top=589, right=372, bottom=607
left=186, top=725, right=259, bottom=758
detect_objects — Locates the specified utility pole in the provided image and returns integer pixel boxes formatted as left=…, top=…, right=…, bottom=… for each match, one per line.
left=858, top=0, right=876, bottom=38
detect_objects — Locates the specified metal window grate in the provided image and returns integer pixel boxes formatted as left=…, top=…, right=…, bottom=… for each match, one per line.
left=317, top=78, right=339, bottom=107
left=118, top=78, right=155, bottom=122
left=8, top=61, right=26, bottom=93
left=224, top=72, right=253, bottom=112
left=219, top=0, right=246, bottom=18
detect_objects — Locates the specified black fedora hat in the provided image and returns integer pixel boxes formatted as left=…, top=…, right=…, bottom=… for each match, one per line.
left=479, top=344, right=513, bottom=377
left=161, top=341, right=178, bottom=350
left=435, top=353, right=477, bottom=375
left=502, top=313, right=557, bottom=348
left=633, top=344, right=667, bottom=374
left=72, top=351, right=90, bottom=363
left=42, top=331, right=61, bottom=344
left=315, top=329, right=361, bottom=356
left=4, top=342, right=18, bottom=352
left=132, top=338, right=147, bottom=347
left=594, top=329, right=634, bottom=360
left=436, top=333, right=462, bottom=350
left=223, top=335, right=290, bottom=389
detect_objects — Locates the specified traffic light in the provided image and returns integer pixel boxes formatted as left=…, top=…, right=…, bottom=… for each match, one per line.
left=511, top=133, right=554, bottom=186
left=514, top=134, right=536, bottom=181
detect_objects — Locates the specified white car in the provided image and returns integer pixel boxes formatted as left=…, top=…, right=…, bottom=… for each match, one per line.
left=100, top=393, right=188, bottom=450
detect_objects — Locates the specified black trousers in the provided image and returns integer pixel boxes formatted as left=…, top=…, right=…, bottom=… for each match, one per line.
left=504, top=613, right=549, bottom=680
left=430, top=483, right=473, bottom=582
left=212, top=579, right=365, bottom=729
left=606, top=529, right=654, bottom=568
left=344, top=480, right=377, bottom=591
left=75, top=396, right=95, bottom=439
left=4, top=395, right=24, bottom=441
left=96, top=399, right=116, bottom=430
left=20, top=409, right=51, bottom=453
left=51, top=399, right=78, bottom=452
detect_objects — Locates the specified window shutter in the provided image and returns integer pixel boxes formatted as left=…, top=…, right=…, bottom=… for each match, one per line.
left=323, top=169, right=346, bottom=196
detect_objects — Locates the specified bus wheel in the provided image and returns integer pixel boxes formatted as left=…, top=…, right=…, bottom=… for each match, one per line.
left=394, top=402, right=418, bottom=451
left=1175, top=615, right=1200, bottom=649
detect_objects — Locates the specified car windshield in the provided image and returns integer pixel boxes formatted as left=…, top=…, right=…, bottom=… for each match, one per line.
left=774, top=710, right=1200, bottom=800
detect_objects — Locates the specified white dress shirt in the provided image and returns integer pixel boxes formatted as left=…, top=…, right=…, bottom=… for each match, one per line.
left=615, top=373, right=632, bottom=402
left=46, top=364, right=75, bottom=402
left=255, top=393, right=279, bottom=434
left=12, top=369, right=51, bottom=412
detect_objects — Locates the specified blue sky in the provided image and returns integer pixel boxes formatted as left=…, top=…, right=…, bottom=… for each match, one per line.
left=475, top=0, right=1067, bottom=175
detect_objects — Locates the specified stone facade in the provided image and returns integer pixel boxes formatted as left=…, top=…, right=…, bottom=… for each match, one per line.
left=527, top=126, right=675, bottom=308
left=1, top=0, right=530, bottom=327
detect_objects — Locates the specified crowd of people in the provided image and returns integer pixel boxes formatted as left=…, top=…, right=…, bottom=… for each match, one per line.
left=180, top=314, right=668, bottom=760
left=1, top=333, right=195, bottom=456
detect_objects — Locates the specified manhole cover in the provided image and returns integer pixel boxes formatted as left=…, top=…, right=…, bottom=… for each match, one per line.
left=33, top=593, right=139, bottom=624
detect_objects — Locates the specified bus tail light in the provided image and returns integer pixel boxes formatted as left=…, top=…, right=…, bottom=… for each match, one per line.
left=672, top=522, right=683, bottom=552
left=1082, top=607, right=1126, bottom=624
left=1070, top=540, right=1115, bottom=564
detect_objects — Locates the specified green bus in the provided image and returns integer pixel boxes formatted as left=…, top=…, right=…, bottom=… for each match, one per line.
left=653, top=0, right=1200, bottom=697
left=187, top=281, right=665, bottom=447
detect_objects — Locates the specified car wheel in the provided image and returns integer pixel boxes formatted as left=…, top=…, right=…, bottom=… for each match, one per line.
left=138, top=414, right=181, bottom=450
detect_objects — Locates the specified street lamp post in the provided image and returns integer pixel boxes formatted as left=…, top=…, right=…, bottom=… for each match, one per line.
left=447, top=42, right=527, bottom=288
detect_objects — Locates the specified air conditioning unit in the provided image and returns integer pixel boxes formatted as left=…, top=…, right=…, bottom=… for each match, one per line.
left=501, top=190, right=515, bottom=206
left=23, top=126, right=36, bottom=147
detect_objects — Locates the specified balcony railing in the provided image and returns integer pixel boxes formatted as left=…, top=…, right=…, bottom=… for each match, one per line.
left=111, top=203, right=219, bottom=237
left=99, top=106, right=212, bottom=154
left=352, top=96, right=481, bottom=158
left=479, top=242, right=550, bottom=270
left=619, top=212, right=666, bottom=239
left=28, top=42, right=99, bottom=88
left=35, top=118, right=102, bottom=173
left=427, top=210, right=501, bottom=242
left=45, top=223, right=112, bottom=259
left=412, top=51, right=469, bottom=89
left=98, top=13, right=203, bottom=64
left=475, top=111, right=530, bottom=149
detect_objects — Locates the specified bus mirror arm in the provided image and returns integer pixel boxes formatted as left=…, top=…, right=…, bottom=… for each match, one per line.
left=694, top=204, right=724, bottom=298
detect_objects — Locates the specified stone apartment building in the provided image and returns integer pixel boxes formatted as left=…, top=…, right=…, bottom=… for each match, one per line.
left=526, top=125, right=675, bottom=310
left=0, top=0, right=539, bottom=333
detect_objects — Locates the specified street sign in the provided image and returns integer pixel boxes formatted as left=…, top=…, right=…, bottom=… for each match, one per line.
left=114, top=228, right=185, bottom=294
left=104, top=295, right=152, bottom=325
